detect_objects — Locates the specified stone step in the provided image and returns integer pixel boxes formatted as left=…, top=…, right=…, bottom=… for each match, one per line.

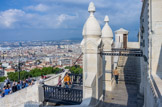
left=119, top=79, right=137, bottom=83
left=119, top=81, right=137, bottom=85
left=120, top=74, right=137, bottom=76
left=126, top=67, right=140, bottom=69
left=122, top=71, right=138, bottom=73
left=124, top=67, right=140, bottom=69
left=119, top=77, right=137, bottom=81
left=125, top=82, right=137, bottom=85
left=119, top=76, right=137, bottom=80
left=119, top=72, right=137, bottom=75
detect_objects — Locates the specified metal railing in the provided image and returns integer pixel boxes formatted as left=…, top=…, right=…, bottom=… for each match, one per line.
left=43, top=85, right=83, bottom=105
left=101, top=51, right=143, bottom=57
left=69, top=74, right=83, bottom=85
left=73, top=53, right=83, bottom=66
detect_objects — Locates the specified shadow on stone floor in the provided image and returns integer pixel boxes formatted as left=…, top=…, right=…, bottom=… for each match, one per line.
left=103, top=56, right=144, bottom=107
left=123, top=56, right=143, bottom=107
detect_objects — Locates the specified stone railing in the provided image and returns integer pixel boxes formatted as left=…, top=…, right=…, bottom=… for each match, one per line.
left=151, top=75, right=162, bottom=107
left=0, top=82, right=43, bottom=107
left=127, top=42, right=140, bottom=49
left=0, top=71, right=68, bottom=107
left=145, top=75, right=162, bottom=107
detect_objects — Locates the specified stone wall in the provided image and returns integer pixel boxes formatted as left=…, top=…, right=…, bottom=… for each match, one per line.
left=144, top=76, right=162, bottom=107
left=0, top=83, right=42, bottom=107
left=127, top=42, right=140, bottom=48
left=139, top=0, right=162, bottom=107
left=0, top=72, right=67, bottom=107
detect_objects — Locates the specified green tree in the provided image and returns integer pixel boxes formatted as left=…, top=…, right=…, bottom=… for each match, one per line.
left=20, top=71, right=31, bottom=80
left=42, top=67, right=53, bottom=75
left=67, top=65, right=83, bottom=74
left=0, top=76, right=6, bottom=82
left=29, top=68, right=42, bottom=77
left=65, top=66, right=70, bottom=69
left=54, top=67, right=61, bottom=74
left=7, top=67, right=62, bottom=81
left=8, top=72, right=18, bottom=81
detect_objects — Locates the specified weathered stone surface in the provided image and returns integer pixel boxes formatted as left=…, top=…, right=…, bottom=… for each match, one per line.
left=103, top=56, right=143, bottom=107
left=139, top=0, right=162, bottom=107
left=0, top=72, right=66, bottom=107
left=81, top=2, right=103, bottom=106
left=24, top=101, right=43, bottom=107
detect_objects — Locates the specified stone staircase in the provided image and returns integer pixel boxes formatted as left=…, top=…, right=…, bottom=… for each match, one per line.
left=103, top=55, right=144, bottom=107
left=118, top=56, right=144, bottom=107
left=117, top=56, right=141, bottom=86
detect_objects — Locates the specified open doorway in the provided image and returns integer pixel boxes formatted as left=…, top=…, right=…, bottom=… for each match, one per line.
left=123, top=34, right=127, bottom=49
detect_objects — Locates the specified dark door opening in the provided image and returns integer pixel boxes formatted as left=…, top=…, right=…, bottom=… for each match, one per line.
left=123, top=34, right=127, bottom=49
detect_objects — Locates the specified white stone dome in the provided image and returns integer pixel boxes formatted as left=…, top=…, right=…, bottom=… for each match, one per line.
left=102, top=15, right=113, bottom=38
left=82, top=2, right=101, bottom=36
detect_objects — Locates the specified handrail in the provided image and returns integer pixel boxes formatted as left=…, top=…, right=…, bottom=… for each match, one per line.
left=56, top=73, right=83, bottom=87
left=69, top=74, right=83, bottom=85
left=43, top=84, right=83, bottom=105
left=73, top=53, right=83, bottom=66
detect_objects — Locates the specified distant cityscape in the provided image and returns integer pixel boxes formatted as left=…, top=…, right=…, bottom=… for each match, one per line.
left=0, top=40, right=83, bottom=77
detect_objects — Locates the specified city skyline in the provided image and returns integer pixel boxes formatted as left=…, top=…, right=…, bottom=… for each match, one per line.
left=0, top=0, right=142, bottom=41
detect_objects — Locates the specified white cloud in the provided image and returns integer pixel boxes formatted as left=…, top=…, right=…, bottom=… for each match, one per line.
left=34, top=0, right=142, bottom=26
left=25, top=4, right=49, bottom=12
left=0, top=0, right=142, bottom=30
left=57, top=14, right=66, bottom=25
left=56, top=14, right=77, bottom=27
left=0, top=9, right=25, bottom=28
left=0, top=8, right=79, bottom=29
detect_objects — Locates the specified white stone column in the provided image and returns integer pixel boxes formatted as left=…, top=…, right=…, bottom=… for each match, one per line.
left=81, top=2, right=103, bottom=105
left=101, top=16, right=113, bottom=91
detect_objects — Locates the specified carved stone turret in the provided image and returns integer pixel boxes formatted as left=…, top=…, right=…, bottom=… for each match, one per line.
left=81, top=2, right=103, bottom=106
left=102, top=15, right=114, bottom=91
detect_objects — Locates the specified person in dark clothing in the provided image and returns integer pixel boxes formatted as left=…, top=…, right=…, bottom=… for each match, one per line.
left=0, top=90, right=5, bottom=98
left=113, top=67, right=119, bottom=84
left=22, top=80, right=26, bottom=89
left=5, top=78, right=10, bottom=86
left=12, top=83, right=17, bottom=92
left=17, top=82, right=21, bottom=90
left=27, top=77, right=31, bottom=84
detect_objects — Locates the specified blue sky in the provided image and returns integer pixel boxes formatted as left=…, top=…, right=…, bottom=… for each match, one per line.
left=0, top=0, right=142, bottom=41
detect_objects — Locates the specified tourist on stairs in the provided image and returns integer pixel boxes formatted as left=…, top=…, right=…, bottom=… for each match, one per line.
left=113, top=67, right=119, bottom=84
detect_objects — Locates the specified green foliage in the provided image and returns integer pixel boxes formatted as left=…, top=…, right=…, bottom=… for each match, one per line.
left=8, top=72, right=18, bottom=81
left=65, top=65, right=83, bottom=74
left=7, top=67, right=62, bottom=82
left=20, top=71, right=31, bottom=80
left=0, top=76, right=7, bottom=82
left=65, top=66, right=70, bottom=69
left=54, top=67, right=61, bottom=74
left=29, top=68, right=42, bottom=77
